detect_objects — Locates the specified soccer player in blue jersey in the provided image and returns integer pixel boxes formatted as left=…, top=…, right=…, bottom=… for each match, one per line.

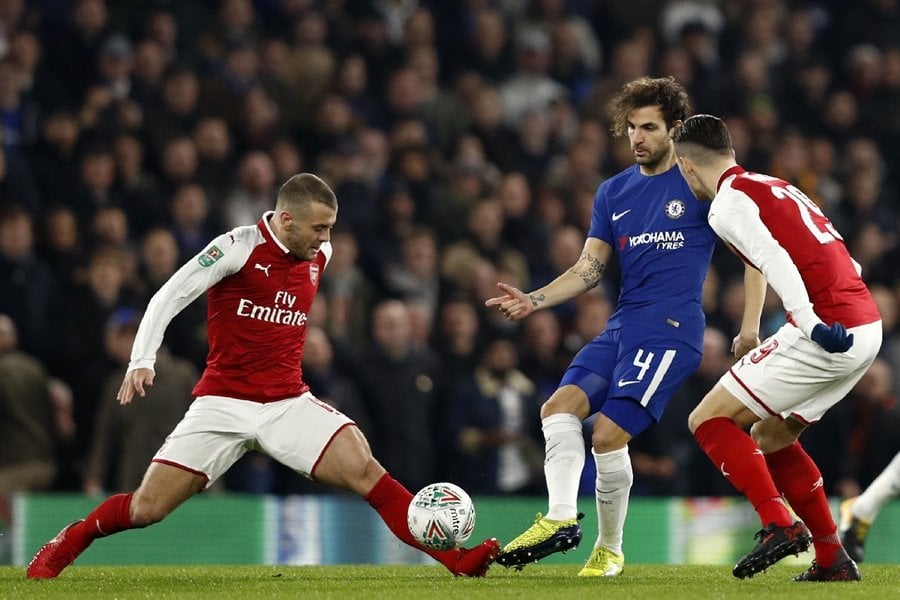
left=486, top=77, right=717, bottom=576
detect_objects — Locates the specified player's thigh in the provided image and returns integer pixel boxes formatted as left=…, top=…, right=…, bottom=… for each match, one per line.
left=607, top=328, right=701, bottom=423
left=153, top=395, right=256, bottom=489
left=255, top=392, right=356, bottom=481
left=312, top=425, right=386, bottom=496
left=723, top=322, right=881, bottom=423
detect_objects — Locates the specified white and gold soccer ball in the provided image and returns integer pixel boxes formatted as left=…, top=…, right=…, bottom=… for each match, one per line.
left=407, top=482, right=476, bottom=551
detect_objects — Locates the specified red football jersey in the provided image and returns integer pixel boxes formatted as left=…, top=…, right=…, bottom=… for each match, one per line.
left=130, top=212, right=330, bottom=402
left=709, top=166, right=880, bottom=333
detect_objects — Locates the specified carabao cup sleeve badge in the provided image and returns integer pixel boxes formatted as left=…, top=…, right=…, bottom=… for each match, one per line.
left=198, top=245, right=224, bottom=267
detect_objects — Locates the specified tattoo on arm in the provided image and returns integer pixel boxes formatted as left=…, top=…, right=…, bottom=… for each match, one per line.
left=529, top=293, right=545, bottom=308
left=571, top=252, right=606, bottom=289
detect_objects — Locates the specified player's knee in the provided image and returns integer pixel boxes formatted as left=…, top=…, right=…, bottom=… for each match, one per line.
left=687, top=408, right=704, bottom=434
left=750, top=419, right=800, bottom=453
left=540, top=386, right=589, bottom=419
left=129, top=495, right=170, bottom=527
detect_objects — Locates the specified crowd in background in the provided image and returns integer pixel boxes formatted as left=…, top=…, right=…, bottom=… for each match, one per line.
left=0, top=0, right=898, bottom=501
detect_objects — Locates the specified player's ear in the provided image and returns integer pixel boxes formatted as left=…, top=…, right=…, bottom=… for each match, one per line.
left=278, top=209, right=294, bottom=230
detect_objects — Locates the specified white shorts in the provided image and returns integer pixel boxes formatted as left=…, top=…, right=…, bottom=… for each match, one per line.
left=153, top=392, right=355, bottom=488
left=721, top=321, right=882, bottom=424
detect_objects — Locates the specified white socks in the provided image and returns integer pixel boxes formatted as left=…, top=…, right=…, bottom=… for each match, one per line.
left=542, top=413, right=584, bottom=521
left=853, top=452, right=900, bottom=523
left=592, top=446, right=633, bottom=555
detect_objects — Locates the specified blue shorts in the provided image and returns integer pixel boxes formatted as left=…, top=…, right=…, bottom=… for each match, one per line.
left=560, top=326, right=701, bottom=437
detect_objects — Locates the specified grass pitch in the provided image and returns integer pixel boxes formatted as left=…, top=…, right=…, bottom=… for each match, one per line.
left=3, top=564, right=899, bottom=599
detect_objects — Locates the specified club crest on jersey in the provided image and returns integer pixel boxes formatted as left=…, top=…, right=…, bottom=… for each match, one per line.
left=665, top=199, right=686, bottom=219
left=309, top=263, right=319, bottom=285
left=198, top=245, right=224, bottom=267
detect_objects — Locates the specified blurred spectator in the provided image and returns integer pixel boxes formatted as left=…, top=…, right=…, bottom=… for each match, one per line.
left=143, top=65, right=202, bottom=160
left=497, top=171, right=552, bottom=275
left=28, top=109, right=82, bottom=205
left=222, top=150, right=276, bottom=228
left=499, top=26, right=567, bottom=128
left=442, top=334, right=543, bottom=494
left=94, top=32, right=137, bottom=103
left=547, top=18, right=600, bottom=106
left=435, top=294, right=483, bottom=386
left=195, top=0, right=264, bottom=66
left=7, top=21, right=66, bottom=114
left=582, top=35, right=653, bottom=123
left=333, top=52, right=378, bottom=125
left=129, top=38, right=168, bottom=107
left=457, top=8, right=513, bottom=83
left=468, top=84, right=524, bottom=174
left=442, top=196, right=530, bottom=295
left=360, top=182, right=418, bottom=282
left=69, top=143, right=120, bottom=226
left=57, top=246, right=137, bottom=463
left=0, top=206, right=61, bottom=365
left=42, top=0, right=110, bottom=106
left=112, top=132, right=165, bottom=236
left=84, top=308, right=197, bottom=493
left=0, top=53, right=40, bottom=156
left=319, top=227, right=375, bottom=348
left=158, top=135, right=200, bottom=200
left=36, top=205, right=85, bottom=293
left=169, top=182, right=215, bottom=261
left=407, top=44, right=470, bottom=154
left=0, top=144, right=41, bottom=214
left=236, top=83, right=280, bottom=151
left=193, top=116, right=235, bottom=200
left=404, top=297, right=435, bottom=352
left=519, top=309, right=567, bottom=400
left=355, top=299, right=440, bottom=492
left=870, top=284, right=900, bottom=400
left=0, top=313, right=73, bottom=493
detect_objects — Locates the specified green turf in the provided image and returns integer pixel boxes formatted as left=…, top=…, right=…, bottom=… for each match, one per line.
left=3, top=564, right=900, bottom=599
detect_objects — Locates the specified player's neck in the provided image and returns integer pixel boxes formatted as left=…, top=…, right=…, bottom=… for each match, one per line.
left=699, top=160, right=738, bottom=198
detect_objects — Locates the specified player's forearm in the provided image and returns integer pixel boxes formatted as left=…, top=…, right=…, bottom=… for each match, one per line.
left=528, top=252, right=606, bottom=310
left=740, top=265, right=766, bottom=337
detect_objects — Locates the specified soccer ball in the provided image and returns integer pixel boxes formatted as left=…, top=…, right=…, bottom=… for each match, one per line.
left=407, top=482, right=476, bottom=551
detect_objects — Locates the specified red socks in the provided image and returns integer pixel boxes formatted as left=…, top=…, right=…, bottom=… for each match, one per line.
left=766, top=442, right=842, bottom=567
left=694, top=417, right=792, bottom=527
left=365, top=473, right=457, bottom=565
left=69, top=493, right=135, bottom=551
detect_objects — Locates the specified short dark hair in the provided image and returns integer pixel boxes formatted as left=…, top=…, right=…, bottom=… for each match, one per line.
left=607, top=76, right=691, bottom=137
left=672, top=114, right=733, bottom=153
left=276, top=173, right=337, bottom=214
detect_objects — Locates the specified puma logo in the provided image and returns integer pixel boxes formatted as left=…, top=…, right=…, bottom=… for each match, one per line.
left=255, top=263, right=271, bottom=277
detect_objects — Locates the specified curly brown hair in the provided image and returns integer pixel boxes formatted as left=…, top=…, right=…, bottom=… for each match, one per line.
left=607, top=76, right=691, bottom=138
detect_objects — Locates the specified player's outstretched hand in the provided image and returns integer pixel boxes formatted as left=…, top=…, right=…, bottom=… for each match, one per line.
left=485, top=282, right=534, bottom=321
left=811, top=322, right=854, bottom=353
left=117, top=368, right=155, bottom=405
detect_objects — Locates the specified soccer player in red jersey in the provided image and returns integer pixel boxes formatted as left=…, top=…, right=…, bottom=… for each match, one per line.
left=673, top=115, right=882, bottom=581
left=27, top=173, right=499, bottom=579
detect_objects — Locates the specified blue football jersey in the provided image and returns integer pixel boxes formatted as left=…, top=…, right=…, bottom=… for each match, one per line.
left=588, top=164, right=716, bottom=351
